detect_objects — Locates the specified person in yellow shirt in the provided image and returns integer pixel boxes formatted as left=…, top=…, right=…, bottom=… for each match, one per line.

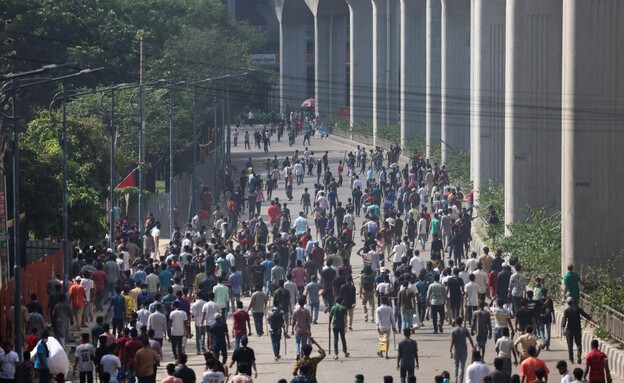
left=122, top=287, right=134, bottom=321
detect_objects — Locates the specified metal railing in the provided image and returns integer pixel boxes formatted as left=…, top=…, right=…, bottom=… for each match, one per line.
left=579, top=292, right=624, bottom=343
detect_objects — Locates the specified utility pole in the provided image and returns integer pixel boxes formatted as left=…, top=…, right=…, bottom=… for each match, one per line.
left=191, top=85, right=197, bottom=217
left=168, top=91, right=174, bottom=235
left=138, top=36, right=145, bottom=226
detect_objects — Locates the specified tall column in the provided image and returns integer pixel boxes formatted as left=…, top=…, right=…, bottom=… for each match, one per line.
left=279, top=22, right=308, bottom=112
left=400, top=0, right=426, bottom=148
left=426, top=0, right=441, bottom=159
left=440, top=0, right=470, bottom=164
left=562, top=0, right=624, bottom=272
left=345, top=0, right=374, bottom=126
left=372, top=0, right=400, bottom=144
left=504, top=0, right=561, bottom=229
left=273, top=0, right=312, bottom=112
left=306, top=0, right=348, bottom=120
left=471, top=0, right=505, bottom=200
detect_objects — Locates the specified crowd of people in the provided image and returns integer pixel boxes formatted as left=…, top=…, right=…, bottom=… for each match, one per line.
left=3, top=120, right=615, bottom=383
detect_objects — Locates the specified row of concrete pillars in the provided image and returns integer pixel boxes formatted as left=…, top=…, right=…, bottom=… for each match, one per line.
left=272, top=0, right=624, bottom=271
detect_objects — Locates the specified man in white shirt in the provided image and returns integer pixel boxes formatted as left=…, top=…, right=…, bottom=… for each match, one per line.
left=100, top=349, right=121, bottom=383
left=390, top=238, right=408, bottom=273
left=556, top=360, right=574, bottom=383
left=81, top=273, right=95, bottom=324
left=191, top=294, right=207, bottom=355
left=466, top=350, right=491, bottom=383
left=466, top=252, right=479, bottom=273
left=201, top=293, right=222, bottom=349
left=317, top=192, right=328, bottom=212
left=472, top=263, right=489, bottom=303
left=464, top=274, right=480, bottom=324
left=168, top=301, right=188, bottom=360
left=147, top=303, right=167, bottom=344
left=352, top=176, right=363, bottom=191
left=293, top=212, right=308, bottom=236
left=293, top=161, right=304, bottom=185
left=409, top=250, right=425, bottom=276
left=417, top=215, right=428, bottom=250
left=375, top=297, right=396, bottom=358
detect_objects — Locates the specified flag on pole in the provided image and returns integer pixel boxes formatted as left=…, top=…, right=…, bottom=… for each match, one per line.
left=115, top=168, right=137, bottom=190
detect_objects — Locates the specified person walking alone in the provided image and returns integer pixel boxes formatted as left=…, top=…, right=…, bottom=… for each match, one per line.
left=328, top=296, right=349, bottom=359
left=450, top=317, right=475, bottom=383
left=397, top=328, right=419, bottom=383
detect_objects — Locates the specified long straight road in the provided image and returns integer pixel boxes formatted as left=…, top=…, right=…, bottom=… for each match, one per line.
left=154, top=128, right=621, bottom=383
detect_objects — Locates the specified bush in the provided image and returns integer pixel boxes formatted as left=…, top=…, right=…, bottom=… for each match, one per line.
left=377, top=124, right=401, bottom=143
left=582, top=252, right=624, bottom=314
left=445, top=149, right=472, bottom=190
left=499, top=208, right=562, bottom=300
left=352, top=120, right=374, bottom=137
left=477, top=181, right=505, bottom=241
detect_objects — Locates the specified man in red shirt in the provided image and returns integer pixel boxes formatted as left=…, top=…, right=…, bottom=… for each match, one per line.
left=232, top=301, right=251, bottom=349
left=124, top=328, right=143, bottom=383
left=520, top=346, right=550, bottom=383
left=267, top=201, right=280, bottom=226
left=584, top=340, right=611, bottom=383
left=69, top=277, right=86, bottom=331
left=91, top=265, right=107, bottom=311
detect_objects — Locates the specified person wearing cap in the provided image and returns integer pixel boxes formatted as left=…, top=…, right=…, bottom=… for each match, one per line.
left=69, top=276, right=87, bottom=331
left=354, top=374, right=365, bottom=383
left=562, top=296, right=591, bottom=364
left=208, top=312, right=231, bottom=364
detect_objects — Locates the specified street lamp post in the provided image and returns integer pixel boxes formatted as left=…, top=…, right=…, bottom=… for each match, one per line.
left=168, top=89, right=174, bottom=235
left=101, top=85, right=118, bottom=248
left=191, top=85, right=198, bottom=216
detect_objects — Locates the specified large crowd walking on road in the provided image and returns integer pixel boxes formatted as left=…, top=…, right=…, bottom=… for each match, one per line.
left=5, top=112, right=614, bottom=383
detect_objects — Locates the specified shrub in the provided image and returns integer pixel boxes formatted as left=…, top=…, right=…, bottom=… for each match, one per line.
left=499, top=208, right=562, bottom=300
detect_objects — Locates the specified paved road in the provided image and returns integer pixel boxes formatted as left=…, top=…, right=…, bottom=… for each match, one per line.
left=152, top=129, right=620, bottom=383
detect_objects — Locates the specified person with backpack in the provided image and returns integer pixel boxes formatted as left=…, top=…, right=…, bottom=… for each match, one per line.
left=268, top=298, right=286, bottom=361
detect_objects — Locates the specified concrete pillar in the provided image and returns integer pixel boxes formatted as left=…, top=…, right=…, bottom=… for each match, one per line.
left=305, top=0, right=348, bottom=121
left=440, top=0, right=470, bottom=164
left=345, top=0, right=374, bottom=126
left=426, top=0, right=441, bottom=159
left=273, top=0, right=312, bottom=112
left=562, top=0, right=624, bottom=272
left=372, top=0, right=400, bottom=144
left=504, top=0, right=561, bottom=229
left=400, top=0, right=427, bottom=149
left=470, top=0, right=505, bottom=200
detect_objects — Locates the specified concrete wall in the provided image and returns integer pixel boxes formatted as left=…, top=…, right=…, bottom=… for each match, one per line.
left=400, top=0, right=427, bottom=148
left=272, top=0, right=312, bottom=112
left=504, top=0, right=562, bottom=228
left=346, top=0, right=374, bottom=126
left=561, top=0, right=624, bottom=273
left=425, top=0, right=442, bottom=159
left=470, top=0, right=505, bottom=202
left=440, top=0, right=470, bottom=164
left=306, top=0, right=348, bottom=120
left=372, top=0, right=400, bottom=145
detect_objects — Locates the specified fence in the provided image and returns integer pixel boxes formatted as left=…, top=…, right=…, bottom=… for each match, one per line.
left=0, top=249, right=62, bottom=340
left=579, top=292, right=624, bottom=343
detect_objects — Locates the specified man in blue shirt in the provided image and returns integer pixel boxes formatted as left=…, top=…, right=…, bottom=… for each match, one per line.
left=158, top=264, right=173, bottom=294
left=228, top=266, right=243, bottom=312
left=34, top=331, right=51, bottom=383
left=107, top=287, right=126, bottom=336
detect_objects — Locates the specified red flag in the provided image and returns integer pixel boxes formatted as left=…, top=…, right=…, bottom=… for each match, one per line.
left=115, top=169, right=136, bottom=190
